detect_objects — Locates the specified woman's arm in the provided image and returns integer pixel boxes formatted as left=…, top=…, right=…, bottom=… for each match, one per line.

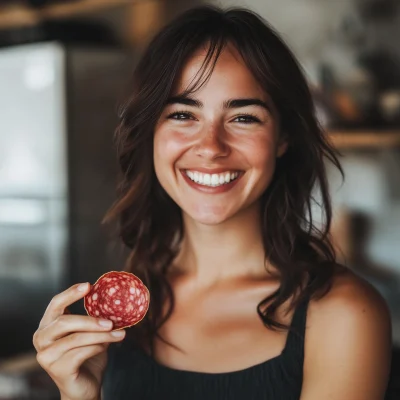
left=300, top=270, right=392, bottom=400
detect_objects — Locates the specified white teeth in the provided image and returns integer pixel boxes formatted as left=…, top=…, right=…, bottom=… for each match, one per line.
left=211, top=174, right=219, bottom=185
left=185, top=170, right=239, bottom=187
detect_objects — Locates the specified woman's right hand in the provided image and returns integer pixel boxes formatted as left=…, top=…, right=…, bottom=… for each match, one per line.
left=33, top=282, right=126, bottom=400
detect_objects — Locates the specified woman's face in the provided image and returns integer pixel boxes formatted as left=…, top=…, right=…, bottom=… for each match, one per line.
left=154, top=44, right=287, bottom=225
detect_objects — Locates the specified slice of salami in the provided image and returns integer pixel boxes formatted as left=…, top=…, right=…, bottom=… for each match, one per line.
left=84, top=271, right=150, bottom=330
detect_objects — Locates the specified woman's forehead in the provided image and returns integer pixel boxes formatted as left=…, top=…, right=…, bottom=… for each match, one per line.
left=180, top=43, right=244, bottom=79
left=171, top=43, right=268, bottom=100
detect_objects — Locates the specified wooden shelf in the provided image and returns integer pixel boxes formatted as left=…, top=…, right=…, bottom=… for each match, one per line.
left=0, top=0, right=136, bottom=29
left=328, top=130, right=400, bottom=149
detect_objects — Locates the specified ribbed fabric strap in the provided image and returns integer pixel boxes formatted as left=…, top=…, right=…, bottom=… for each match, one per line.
left=284, top=296, right=310, bottom=356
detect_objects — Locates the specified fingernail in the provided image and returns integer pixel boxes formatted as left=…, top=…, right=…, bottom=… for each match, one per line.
left=98, top=319, right=112, bottom=328
left=77, top=283, right=89, bottom=292
left=111, top=330, right=125, bottom=337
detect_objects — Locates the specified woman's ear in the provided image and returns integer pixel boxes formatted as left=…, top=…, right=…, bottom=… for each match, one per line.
left=276, top=136, right=288, bottom=158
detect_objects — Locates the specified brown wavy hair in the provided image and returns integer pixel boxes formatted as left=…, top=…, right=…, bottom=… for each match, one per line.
left=104, top=5, right=343, bottom=349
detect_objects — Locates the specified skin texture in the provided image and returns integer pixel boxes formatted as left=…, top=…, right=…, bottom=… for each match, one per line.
left=301, top=273, right=392, bottom=400
left=151, top=44, right=392, bottom=398
left=154, top=44, right=286, bottom=227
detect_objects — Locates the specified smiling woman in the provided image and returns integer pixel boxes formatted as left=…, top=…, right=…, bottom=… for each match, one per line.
left=99, top=5, right=391, bottom=400
left=31, top=4, right=392, bottom=400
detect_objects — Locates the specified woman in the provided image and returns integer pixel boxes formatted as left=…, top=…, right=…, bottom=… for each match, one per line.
left=33, top=5, right=392, bottom=400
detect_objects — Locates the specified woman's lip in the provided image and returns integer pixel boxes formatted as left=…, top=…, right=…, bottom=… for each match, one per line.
left=181, top=167, right=243, bottom=174
left=179, top=169, right=244, bottom=194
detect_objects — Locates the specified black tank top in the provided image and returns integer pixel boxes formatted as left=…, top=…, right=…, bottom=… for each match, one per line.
left=102, top=296, right=309, bottom=400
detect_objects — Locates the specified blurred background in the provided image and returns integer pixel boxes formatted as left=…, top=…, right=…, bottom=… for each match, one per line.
left=0, top=0, right=399, bottom=398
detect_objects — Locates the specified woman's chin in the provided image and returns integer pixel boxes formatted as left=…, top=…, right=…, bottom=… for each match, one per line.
left=185, top=209, right=233, bottom=226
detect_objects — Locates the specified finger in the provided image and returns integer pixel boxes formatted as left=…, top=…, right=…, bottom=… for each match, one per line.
left=51, top=343, right=108, bottom=379
left=34, top=315, right=114, bottom=352
left=36, top=330, right=125, bottom=367
left=39, top=283, right=91, bottom=328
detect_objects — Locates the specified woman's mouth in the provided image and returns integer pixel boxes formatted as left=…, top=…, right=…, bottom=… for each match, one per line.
left=180, top=169, right=243, bottom=193
left=185, top=170, right=240, bottom=187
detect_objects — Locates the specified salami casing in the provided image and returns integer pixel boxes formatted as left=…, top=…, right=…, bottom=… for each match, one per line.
left=84, top=271, right=150, bottom=330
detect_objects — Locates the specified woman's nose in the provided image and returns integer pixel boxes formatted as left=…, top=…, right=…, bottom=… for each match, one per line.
left=193, top=123, right=230, bottom=160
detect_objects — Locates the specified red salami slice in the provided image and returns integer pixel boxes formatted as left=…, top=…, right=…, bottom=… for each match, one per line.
left=84, top=271, right=150, bottom=330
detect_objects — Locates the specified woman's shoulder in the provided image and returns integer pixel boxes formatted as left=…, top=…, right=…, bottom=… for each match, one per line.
left=308, top=265, right=391, bottom=328
left=301, top=265, right=392, bottom=397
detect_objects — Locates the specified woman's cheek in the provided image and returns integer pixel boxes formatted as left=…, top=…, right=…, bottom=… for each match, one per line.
left=154, top=128, right=190, bottom=178
left=240, top=134, right=276, bottom=166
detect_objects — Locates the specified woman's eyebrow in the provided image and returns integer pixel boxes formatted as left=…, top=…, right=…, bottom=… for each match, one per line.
left=224, top=98, right=270, bottom=112
left=166, top=96, right=203, bottom=108
left=166, top=95, right=270, bottom=111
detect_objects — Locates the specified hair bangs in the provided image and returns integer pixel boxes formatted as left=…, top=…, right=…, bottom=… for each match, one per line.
left=164, top=26, right=228, bottom=102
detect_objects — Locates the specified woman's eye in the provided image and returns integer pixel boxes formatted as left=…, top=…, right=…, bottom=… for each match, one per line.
left=234, top=115, right=261, bottom=124
left=167, top=112, right=194, bottom=121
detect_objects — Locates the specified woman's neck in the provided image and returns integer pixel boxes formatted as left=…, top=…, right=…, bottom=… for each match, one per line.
left=173, top=202, right=273, bottom=286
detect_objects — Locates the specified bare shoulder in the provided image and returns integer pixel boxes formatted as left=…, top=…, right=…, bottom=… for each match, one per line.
left=301, top=266, right=392, bottom=399
left=307, top=266, right=391, bottom=334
